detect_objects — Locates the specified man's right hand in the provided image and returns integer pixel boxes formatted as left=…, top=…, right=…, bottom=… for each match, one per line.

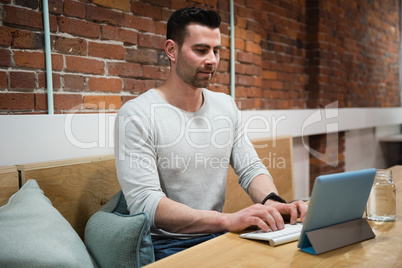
left=222, top=203, right=285, bottom=233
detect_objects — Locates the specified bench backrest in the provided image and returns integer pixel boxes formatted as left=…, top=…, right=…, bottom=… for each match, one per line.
left=1, top=136, right=294, bottom=238
left=223, top=136, right=294, bottom=213
left=0, top=166, right=19, bottom=206
left=17, top=155, right=120, bottom=240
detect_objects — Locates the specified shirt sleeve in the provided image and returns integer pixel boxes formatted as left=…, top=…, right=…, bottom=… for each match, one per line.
left=228, top=98, right=271, bottom=193
left=114, top=102, right=165, bottom=229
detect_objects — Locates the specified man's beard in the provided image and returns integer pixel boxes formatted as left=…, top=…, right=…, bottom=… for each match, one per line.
left=176, top=57, right=215, bottom=88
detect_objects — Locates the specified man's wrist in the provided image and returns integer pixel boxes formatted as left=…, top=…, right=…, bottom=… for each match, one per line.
left=261, top=192, right=287, bottom=205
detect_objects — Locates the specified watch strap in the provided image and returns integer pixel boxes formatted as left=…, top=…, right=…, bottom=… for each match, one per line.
left=261, top=192, right=287, bottom=205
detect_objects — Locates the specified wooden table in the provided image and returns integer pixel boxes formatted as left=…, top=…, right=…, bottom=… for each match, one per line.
left=146, top=166, right=402, bottom=267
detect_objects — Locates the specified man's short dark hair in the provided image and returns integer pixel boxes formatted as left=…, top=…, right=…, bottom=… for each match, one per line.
left=167, top=7, right=221, bottom=47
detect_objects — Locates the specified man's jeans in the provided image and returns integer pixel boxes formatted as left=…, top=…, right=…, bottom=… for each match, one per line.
left=152, top=232, right=225, bottom=261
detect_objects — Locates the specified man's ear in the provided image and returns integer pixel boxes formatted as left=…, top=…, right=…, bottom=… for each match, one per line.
left=165, top=39, right=177, bottom=64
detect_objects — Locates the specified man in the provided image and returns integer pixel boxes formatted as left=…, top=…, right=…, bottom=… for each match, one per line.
left=115, top=7, right=307, bottom=260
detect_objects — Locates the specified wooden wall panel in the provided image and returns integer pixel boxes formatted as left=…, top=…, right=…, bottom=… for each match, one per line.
left=0, top=166, right=19, bottom=206
left=223, top=136, right=294, bottom=213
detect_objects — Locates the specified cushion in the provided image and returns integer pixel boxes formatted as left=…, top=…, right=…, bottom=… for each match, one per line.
left=0, top=179, right=95, bottom=268
left=85, top=191, right=155, bottom=268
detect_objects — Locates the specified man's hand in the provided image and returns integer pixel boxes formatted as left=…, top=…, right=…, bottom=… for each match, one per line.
left=264, top=200, right=308, bottom=225
left=222, top=203, right=284, bottom=233
left=222, top=200, right=307, bottom=233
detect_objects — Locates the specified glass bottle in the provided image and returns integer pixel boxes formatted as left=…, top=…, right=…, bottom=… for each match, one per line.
left=366, top=169, right=396, bottom=221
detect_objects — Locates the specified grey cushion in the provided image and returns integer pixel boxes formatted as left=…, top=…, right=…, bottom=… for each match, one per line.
left=85, top=191, right=155, bottom=268
left=0, top=179, right=95, bottom=268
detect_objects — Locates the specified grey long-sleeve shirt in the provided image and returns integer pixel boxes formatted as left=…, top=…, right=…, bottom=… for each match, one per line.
left=114, top=88, right=270, bottom=238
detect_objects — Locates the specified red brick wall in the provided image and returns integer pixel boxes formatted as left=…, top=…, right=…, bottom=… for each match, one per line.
left=306, top=0, right=400, bottom=109
left=0, top=0, right=399, bottom=114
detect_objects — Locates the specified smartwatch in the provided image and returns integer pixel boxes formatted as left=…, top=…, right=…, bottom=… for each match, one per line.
left=261, top=192, right=287, bottom=205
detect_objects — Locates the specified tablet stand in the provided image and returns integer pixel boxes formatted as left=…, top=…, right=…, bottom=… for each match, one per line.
left=300, top=218, right=375, bottom=255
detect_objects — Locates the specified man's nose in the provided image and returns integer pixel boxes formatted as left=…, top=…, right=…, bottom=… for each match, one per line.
left=205, top=50, right=218, bottom=66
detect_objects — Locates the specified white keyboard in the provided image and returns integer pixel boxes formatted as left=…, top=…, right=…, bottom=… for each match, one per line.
left=239, top=223, right=303, bottom=247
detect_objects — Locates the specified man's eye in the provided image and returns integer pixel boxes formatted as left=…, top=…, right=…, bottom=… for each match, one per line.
left=196, top=49, right=207, bottom=53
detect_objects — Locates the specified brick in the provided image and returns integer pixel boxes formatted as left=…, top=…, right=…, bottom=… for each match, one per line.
left=49, top=15, right=58, bottom=32
left=124, top=14, right=155, bottom=33
left=66, top=56, right=104, bottom=75
left=0, top=49, right=11, bottom=67
left=10, top=72, right=36, bottom=90
left=262, top=71, right=277, bottom=80
left=247, top=87, right=262, bottom=97
left=87, top=77, right=122, bottom=92
left=101, top=25, right=137, bottom=45
left=54, top=94, right=82, bottom=111
left=237, top=51, right=255, bottom=64
left=169, top=0, right=190, bottom=10
left=121, top=95, right=136, bottom=104
left=38, top=72, right=61, bottom=90
left=205, top=0, right=218, bottom=7
left=219, top=48, right=230, bottom=60
left=0, top=26, right=13, bottom=46
left=92, top=0, right=130, bottom=12
left=245, top=41, right=262, bottom=55
left=0, top=93, right=34, bottom=110
left=161, top=9, right=173, bottom=21
left=52, top=36, right=87, bottom=56
left=89, top=42, right=125, bottom=60
left=131, top=1, right=162, bottom=20
left=4, top=6, right=43, bottom=30
left=126, top=48, right=158, bottom=64
left=11, top=29, right=43, bottom=49
left=220, top=35, right=229, bottom=48
left=236, top=75, right=254, bottom=86
left=13, top=51, right=63, bottom=71
left=83, top=95, right=122, bottom=110
left=235, top=98, right=254, bottom=110
left=15, top=0, right=39, bottom=10
left=14, top=51, right=45, bottom=69
left=51, top=54, right=64, bottom=71
left=235, top=86, right=247, bottom=98
left=0, top=71, right=7, bottom=89
left=234, top=26, right=248, bottom=40
left=108, top=62, right=142, bottom=78
left=237, top=17, right=247, bottom=29
left=123, top=78, right=155, bottom=93
left=59, top=17, right=100, bottom=39
left=138, top=33, right=165, bottom=49
left=155, top=21, right=167, bottom=36
left=208, top=85, right=229, bottom=94
left=142, top=0, right=169, bottom=7
left=270, top=80, right=284, bottom=90
left=86, top=5, right=124, bottom=27
left=246, top=65, right=261, bottom=76
left=211, top=72, right=229, bottom=84
left=64, top=0, right=85, bottom=19
left=48, top=0, right=63, bottom=15
left=34, top=93, right=49, bottom=111
left=217, top=59, right=229, bottom=72
left=63, top=74, right=85, bottom=91
left=235, top=38, right=245, bottom=50
left=35, top=93, right=82, bottom=111
left=142, top=65, right=169, bottom=80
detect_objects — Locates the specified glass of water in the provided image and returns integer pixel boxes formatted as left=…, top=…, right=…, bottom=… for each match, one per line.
left=366, top=169, right=396, bottom=222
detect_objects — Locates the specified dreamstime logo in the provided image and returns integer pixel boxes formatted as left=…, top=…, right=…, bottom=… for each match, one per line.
left=301, top=101, right=339, bottom=167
